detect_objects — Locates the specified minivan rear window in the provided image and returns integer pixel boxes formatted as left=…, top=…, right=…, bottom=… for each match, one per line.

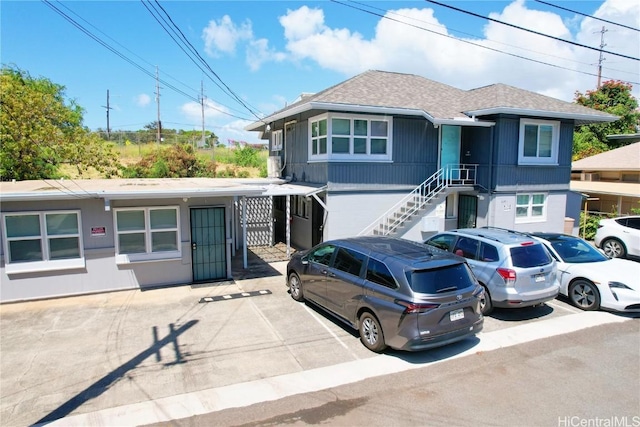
left=409, top=263, right=476, bottom=294
left=509, top=244, right=551, bottom=268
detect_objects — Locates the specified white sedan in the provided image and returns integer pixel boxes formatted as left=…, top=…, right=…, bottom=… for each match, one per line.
left=532, top=233, right=640, bottom=312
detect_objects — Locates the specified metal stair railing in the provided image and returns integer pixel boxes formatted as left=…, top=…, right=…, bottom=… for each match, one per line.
left=358, top=164, right=477, bottom=236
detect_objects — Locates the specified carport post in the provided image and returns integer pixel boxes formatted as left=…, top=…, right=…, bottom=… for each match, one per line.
left=286, top=194, right=291, bottom=259
left=242, top=196, right=248, bottom=268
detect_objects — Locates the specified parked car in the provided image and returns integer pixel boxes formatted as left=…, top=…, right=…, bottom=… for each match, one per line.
left=285, top=236, right=484, bottom=353
left=425, top=227, right=560, bottom=315
left=594, top=216, right=640, bottom=259
left=531, top=232, right=640, bottom=312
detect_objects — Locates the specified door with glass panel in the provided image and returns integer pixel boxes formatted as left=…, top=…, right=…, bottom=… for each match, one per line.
left=440, top=125, right=461, bottom=180
left=190, top=207, right=226, bottom=282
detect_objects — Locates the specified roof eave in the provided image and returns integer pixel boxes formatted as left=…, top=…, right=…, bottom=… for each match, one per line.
left=0, top=188, right=266, bottom=202
left=464, top=107, right=618, bottom=124
left=246, top=102, right=496, bottom=131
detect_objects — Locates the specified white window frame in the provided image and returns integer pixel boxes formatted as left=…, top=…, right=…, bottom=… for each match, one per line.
left=445, top=193, right=458, bottom=219
left=113, top=206, right=181, bottom=264
left=308, top=113, right=393, bottom=162
left=515, top=193, right=547, bottom=223
left=518, top=119, right=560, bottom=165
left=272, top=129, right=283, bottom=152
left=2, top=210, right=85, bottom=274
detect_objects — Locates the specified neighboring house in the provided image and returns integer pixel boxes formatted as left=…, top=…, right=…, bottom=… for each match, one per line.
left=246, top=70, right=617, bottom=248
left=571, top=139, right=640, bottom=215
left=0, top=178, right=311, bottom=302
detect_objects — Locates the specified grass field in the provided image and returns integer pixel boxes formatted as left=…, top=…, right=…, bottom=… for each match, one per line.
left=60, top=143, right=269, bottom=179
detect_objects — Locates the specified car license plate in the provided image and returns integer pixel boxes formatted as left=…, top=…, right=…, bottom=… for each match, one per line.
left=450, top=308, right=464, bottom=321
left=534, top=273, right=545, bottom=283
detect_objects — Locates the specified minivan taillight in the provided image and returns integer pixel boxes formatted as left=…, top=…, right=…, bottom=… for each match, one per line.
left=395, top=300, right=440, bottom=313
left=497, top=268, right=516, bottom=286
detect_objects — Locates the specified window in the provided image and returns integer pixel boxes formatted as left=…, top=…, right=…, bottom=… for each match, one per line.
left=445, top=194, right=457, bottom=219
left=114, top=206, right=180, bottom=263
left=516, top=193, right=546, bottom=222
left=365, top=258, right=397, bottom=288
left=272, top=129, right=283, bottom=151
left=2, top=210, right=84, bottom=274
left=333, top=247, right=367, bottom=277
left=292, top=196, right=309, bottom=219
left=518, top=119, right=559, bottom=165
left=310, top=118, right=328, bottom=156
left=426, top=234, right=457, bottom=252
left=479, top=242, right=499, bottom=262
left=309, top=113, right=392, bottom=161
left=453, top=237, right=479, bottom=259
left=307, top=244, right=335, bottom=266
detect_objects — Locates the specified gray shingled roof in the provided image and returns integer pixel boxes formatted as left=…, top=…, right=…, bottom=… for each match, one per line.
left=572, top=142, right=640, bottom=171
left=247, top=70, right=617, bottom=131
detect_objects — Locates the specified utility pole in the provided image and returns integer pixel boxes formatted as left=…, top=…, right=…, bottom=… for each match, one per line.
left=201, top=80, right=206, bottom=149
left=596, top=26, right=607, bottom=88
left=155, top=66, right=162, bottom=144
left=102, top=90, right=113, bottom=140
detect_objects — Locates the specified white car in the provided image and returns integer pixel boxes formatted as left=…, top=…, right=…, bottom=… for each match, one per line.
left=594, top=216, right=640, bottom=259
left=532, top=233, right=640, bottom=312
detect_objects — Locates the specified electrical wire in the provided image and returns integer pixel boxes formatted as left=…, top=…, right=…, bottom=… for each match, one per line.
left=42, top=0, right=253, bottom=122
left=425, top=0, right=639, bottom=62
left=349, top=0, right=638, bottom=78
left=142, top=0, right=266, bottom=122
left=534, top=0, right=640, bottom=32
left=330, top=0, right=640, bottom=85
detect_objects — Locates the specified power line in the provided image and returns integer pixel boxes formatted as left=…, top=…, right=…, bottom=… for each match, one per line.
left=424, top=0, right=639, bottom=62
left=349, top=0, right=637, bottom=79
left=141, top=0, right=265, bottom=122
left=534, top=0, right=640, bottom=32
left=330, top=0, right=640, bottom=85
left=42, top=0, right=253, bottom=123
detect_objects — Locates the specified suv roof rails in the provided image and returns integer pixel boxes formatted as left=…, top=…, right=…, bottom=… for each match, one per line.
left=480, top=226, right=532, bottom=239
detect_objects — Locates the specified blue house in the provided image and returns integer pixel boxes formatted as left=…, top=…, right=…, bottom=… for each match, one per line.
left=246, top=70, right=617, bottom=249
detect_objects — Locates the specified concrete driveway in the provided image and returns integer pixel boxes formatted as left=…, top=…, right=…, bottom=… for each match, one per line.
left=0, top=253, right=631, bottom=426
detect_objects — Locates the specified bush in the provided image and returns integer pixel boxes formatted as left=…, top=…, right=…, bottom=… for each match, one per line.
left=233, top=146, right=261, bottom=168
left=121, top=144, right=216, bottom=178
left=579, top=212, right=603, bottom=240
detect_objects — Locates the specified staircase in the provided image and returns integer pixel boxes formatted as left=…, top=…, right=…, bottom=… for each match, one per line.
left=358, top=164, right=477, bottom=237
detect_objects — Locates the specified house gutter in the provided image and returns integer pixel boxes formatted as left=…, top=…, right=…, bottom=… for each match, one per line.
left=246, top=102, right=496, bottom=131
left=464, top=107, right=618, bottom=123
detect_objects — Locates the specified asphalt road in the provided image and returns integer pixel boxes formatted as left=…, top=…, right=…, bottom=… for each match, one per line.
left=149, top=320, right=640, bottom=427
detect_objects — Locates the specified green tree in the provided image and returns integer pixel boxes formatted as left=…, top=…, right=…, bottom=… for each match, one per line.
left=0, top=66, right=119, bottom=180
left=573, top=80, right=640, bottom=160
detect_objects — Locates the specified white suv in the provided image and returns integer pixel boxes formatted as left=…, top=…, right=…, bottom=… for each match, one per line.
left=594, top=216, right=640, bottom=259
left=425, top=227, right=560, bottom=315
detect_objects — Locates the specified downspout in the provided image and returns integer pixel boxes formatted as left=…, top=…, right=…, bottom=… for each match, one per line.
left=488, top=126, right=495, bottom=226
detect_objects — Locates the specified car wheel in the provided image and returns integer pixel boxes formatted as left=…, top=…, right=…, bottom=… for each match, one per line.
left=569, top=280, right=601, bottom=311
left=479, top=284, right=493, bottom=316
left=358, top=312, right=386, bottom=353
left=601, top=238, right=627, bottom=258
left=288, top=273, right=304, bottom=302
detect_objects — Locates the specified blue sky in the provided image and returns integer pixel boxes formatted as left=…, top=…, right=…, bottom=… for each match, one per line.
left=2, top=0, right=639, bottom=145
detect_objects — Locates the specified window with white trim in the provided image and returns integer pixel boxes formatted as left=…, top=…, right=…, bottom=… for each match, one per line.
left=114, top=206, right=180, bottom=263
left=272, top=129, right=283, bottom=151
left=518, top=119, right=559, bottom=165
left=2, top=210, right=84, bottom=273
left=516, top=193, right=546, bottom=222
left=292, top=196, right=309, bottom=219
left=309, top=113, right=392, bottom=161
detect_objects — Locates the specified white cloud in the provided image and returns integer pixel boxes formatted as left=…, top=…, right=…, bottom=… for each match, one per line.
left=202, top=15, right=253, bottom=57
left=135, top=94, right=151, bottom=107
left=275, top=0, right=639, bottom=102
left=180, top=99, right=231, bottom=123
left=246, top=38, right=286, bottom=71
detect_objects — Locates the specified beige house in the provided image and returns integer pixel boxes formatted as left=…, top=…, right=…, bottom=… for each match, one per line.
left=571, top=139, right=640, bottom=215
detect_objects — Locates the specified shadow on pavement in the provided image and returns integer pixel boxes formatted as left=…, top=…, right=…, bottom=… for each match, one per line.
left=489, top=303, right=554, bottom=321
left=33, top=320, right=199, bottom=426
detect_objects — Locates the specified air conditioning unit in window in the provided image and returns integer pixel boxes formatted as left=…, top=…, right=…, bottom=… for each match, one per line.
left=267, top=156, right=282, bottom=178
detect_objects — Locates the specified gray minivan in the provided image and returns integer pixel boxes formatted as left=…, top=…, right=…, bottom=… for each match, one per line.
left=285, top=236, right=484, bottom=352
